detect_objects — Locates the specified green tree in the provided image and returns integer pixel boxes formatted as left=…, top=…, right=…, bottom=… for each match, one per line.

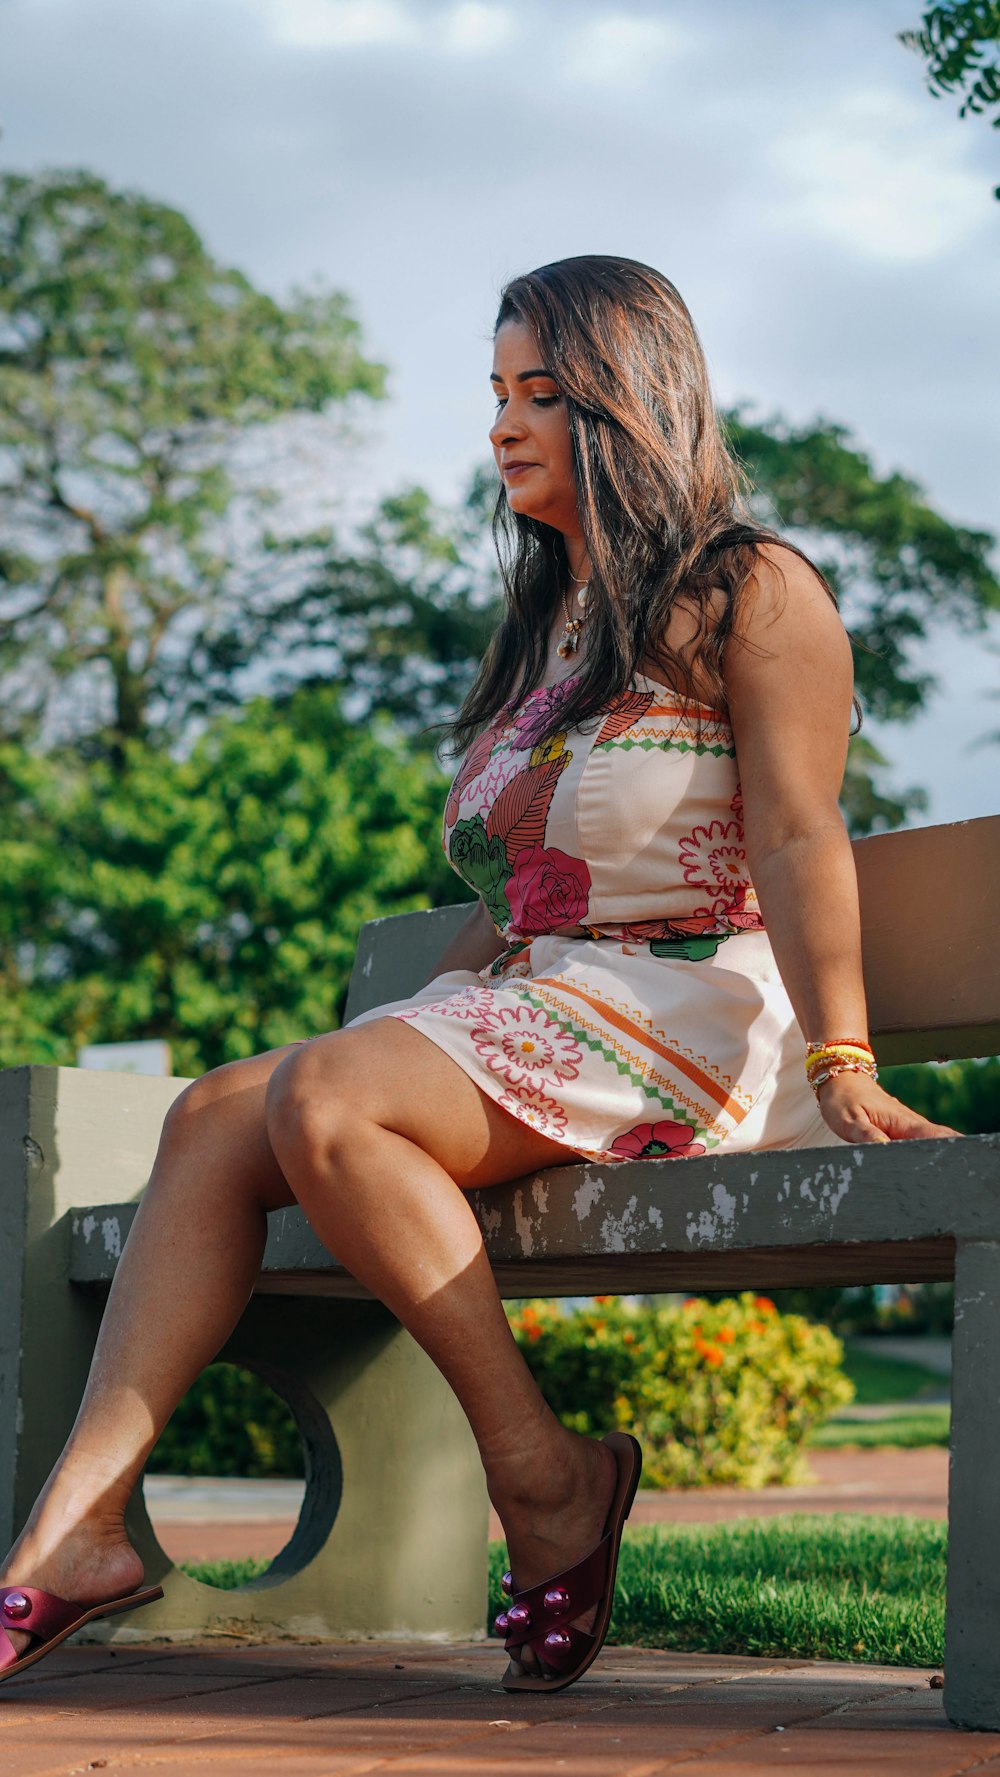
left=196, top=471, right=501, bottom=742
left=900, top=1, right=1000, bottom=194
left=726, top=412, right=1000, bottom=832
left=0, top=688, right=466, bottom=1075
left=0, top=169, right=385, bottom=756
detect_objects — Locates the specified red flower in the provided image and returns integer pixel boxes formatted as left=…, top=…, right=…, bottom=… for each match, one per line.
left=506, top=844, right=591, bottom=933
left=611, top=1119, right=707, bottom=1161
left=754, top=1296, right=777, bottom=1314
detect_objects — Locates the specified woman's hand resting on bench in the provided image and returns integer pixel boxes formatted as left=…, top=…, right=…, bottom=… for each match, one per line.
left=815, top=1073, right=960, bottom=1144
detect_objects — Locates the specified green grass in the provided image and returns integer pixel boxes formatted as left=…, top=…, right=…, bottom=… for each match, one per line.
left=491, top=1516, right=945, bottom=1667
left=839, top=1344, right=947, bottom=1406
left=809, top=1404, right=950, bottom=1449
left=186, top=1517, right=945, bottom=1667
left=180, top=1557, right=270, bottom=1589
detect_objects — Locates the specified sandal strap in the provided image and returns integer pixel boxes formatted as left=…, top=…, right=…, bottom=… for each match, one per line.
left=1, top=1587, right=80, bottom=1646
left=509, top=1532, right=612, bottom=1625
left=503, top=1533, right=613, bottom=1669
left=0, top=1626, right=21, bottom=1672
left=508, top=1621, right=594, bottom=1674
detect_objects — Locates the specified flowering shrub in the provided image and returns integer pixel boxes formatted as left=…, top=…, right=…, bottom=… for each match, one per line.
left=509, top=1294, right=854, bottom=1488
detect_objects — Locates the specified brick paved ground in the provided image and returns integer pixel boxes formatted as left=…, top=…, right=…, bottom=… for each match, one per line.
left=1, top=1639, right=991, bottom=1777
left=151, top=1447, right=949, bottom=1566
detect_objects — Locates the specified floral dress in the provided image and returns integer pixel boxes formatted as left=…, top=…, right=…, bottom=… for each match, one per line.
left=346, top=672, right=841, bottom=1163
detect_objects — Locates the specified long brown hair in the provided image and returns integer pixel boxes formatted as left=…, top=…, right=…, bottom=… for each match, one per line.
left=448, top=254, right=835, bottom=752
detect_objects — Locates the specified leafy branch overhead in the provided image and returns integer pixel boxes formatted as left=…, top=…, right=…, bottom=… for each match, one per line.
left=900, top=1, right=1000, bottom=193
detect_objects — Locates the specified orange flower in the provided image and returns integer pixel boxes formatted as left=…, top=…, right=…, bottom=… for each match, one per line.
left=749, top=1318, right=766, bottom=1334
left=683, top=1297, right=700, bottom=1309
left=754, top=1296, right=776, bottom=1314
left=594, top=1295, right=613, bottom=1304
left=703, top=1345, right=724, bottom=1366
left=622, top=1331, right=635, bottom=1345
left=717, top=1326, right=736, bottom=1343
left=526, top=1323, right=543, bottom=1341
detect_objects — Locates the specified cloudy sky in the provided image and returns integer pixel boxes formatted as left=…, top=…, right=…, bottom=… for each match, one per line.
left=3, top=0, right=998, bottom=820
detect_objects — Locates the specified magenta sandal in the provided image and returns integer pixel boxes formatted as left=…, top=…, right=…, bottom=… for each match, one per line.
left=496, top=1431, right=642, bottom=1694
left=0, top=1583, right=163, bottom=1682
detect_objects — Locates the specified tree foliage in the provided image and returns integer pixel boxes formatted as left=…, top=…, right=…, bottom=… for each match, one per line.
left=901, top=1, right=1000, bottom=195
left=727, top=412, right=1000, bottom=722
left=0, top=169, right=385, bottom=754
left=0, top=688, right=465, bottom=1075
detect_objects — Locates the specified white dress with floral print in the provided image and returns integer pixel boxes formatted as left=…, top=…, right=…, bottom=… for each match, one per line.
left=346, top=673, right=842, bottom=1163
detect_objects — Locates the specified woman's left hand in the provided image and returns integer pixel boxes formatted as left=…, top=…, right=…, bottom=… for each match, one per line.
left=816, top=1072, right=961, bottom=1144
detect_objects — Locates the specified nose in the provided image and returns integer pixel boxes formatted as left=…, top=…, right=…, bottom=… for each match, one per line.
left=489, top=404, right=527, bottom=452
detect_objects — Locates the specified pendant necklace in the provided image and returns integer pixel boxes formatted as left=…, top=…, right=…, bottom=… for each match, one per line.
left=556, top=578, right=590, bottom=659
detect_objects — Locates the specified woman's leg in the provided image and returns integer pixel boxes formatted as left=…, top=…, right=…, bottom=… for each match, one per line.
left=3, top=1019, right=616, bottom=1674
left=262, top=1020, right=619, bottom=1670
left=0, top=1044, right=301, bottom=1649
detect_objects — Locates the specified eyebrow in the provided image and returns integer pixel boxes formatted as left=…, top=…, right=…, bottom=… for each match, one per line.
left=490, top=367, right=557, bottom=384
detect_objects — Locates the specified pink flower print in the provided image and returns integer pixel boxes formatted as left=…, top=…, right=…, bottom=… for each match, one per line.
left=404, top=986, right=498, bottom=1022
left=611, top=1119, right=707, bottom=1160
left=678, top=821, right=749, bottom=896
left=506, top=845, right=592, bottom=934
left=498, top=1082, right=569, bottom=1140
left=470, top=1003, right=582, bottom=1088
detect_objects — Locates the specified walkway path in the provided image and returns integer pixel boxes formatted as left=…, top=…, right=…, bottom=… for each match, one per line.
left=147, top=1447, right=949, bottom=1566
left=0, top=1638, right=984, bottom=1777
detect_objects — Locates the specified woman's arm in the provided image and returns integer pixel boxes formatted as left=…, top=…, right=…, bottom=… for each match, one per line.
left=423, top=896, right=507, bottom=985
left=726, top=545, right=957, bottom=1144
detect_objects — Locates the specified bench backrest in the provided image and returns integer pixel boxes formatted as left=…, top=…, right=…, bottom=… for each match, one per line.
left=346, top=815, right=1000, bottom=1066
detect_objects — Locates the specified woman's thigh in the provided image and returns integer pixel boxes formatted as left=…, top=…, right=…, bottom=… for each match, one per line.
left=162, top=1043, right=305, bottom=1211
left=272, top=1018, right=572, bottom=1191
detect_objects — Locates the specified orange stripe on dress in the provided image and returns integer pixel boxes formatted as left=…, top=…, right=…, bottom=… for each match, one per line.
left=532, top=978, right=748, bottom=1123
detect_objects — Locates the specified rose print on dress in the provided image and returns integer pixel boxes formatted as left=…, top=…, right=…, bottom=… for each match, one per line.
left=506, top=845, right=592, bottom=934
left=610, top=1119, right=706, bottom=1160
left=470, top=1002, right=583, bottom=1088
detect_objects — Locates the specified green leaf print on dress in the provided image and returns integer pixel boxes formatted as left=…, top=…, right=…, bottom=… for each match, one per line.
left=649, top=934, right=730, bottom=962
left=448, top=814, right=511, bottom=929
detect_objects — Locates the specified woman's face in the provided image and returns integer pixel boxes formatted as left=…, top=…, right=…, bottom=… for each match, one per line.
left=489, top=319, right=580, bottom=537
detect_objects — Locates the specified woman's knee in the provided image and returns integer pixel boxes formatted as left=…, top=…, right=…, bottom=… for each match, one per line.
left=158, top=1065, right=237, bottom=1149
left=264, top=1040, right=354, bottom=1171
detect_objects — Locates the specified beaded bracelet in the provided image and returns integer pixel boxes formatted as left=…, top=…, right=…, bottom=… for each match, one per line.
left=804, top=1036, right=877, bottom=1099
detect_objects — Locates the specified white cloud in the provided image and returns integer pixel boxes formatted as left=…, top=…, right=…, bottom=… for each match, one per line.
left=264, top=0, right=419, bottom=51
left=564, top=12, right=690, bottom=88
left=440, top=2, right=516, bottom=54
left=768, top=87, right=986, bottom=264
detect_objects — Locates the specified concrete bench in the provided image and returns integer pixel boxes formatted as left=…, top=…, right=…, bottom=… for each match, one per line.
left=1, top=814, right=998, bottom=1727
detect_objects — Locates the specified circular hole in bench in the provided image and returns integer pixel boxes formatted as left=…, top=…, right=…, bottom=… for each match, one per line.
left=142, top=1361, right=339, bottom=1590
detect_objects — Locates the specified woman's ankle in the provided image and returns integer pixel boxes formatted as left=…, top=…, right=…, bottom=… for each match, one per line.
left=484, top=1425, right=606, bottom=1521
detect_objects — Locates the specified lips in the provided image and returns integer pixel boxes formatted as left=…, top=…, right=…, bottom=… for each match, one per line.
left=502, top=461, right=538, bottom=477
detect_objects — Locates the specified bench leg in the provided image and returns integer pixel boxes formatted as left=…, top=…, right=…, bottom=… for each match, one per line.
left=122, top=1294, right=490, bottom=1643
left=945, top=1238, right=1000, bottom=1730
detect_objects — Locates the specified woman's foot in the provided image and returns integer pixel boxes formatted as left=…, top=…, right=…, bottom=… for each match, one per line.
left=0, top=1517, right=144, bottom=1663
left=487, top=1430, right=618, bottom=1679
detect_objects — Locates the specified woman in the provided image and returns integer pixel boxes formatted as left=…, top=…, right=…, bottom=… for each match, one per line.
left=0, top=256, right=955, bottom=1695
